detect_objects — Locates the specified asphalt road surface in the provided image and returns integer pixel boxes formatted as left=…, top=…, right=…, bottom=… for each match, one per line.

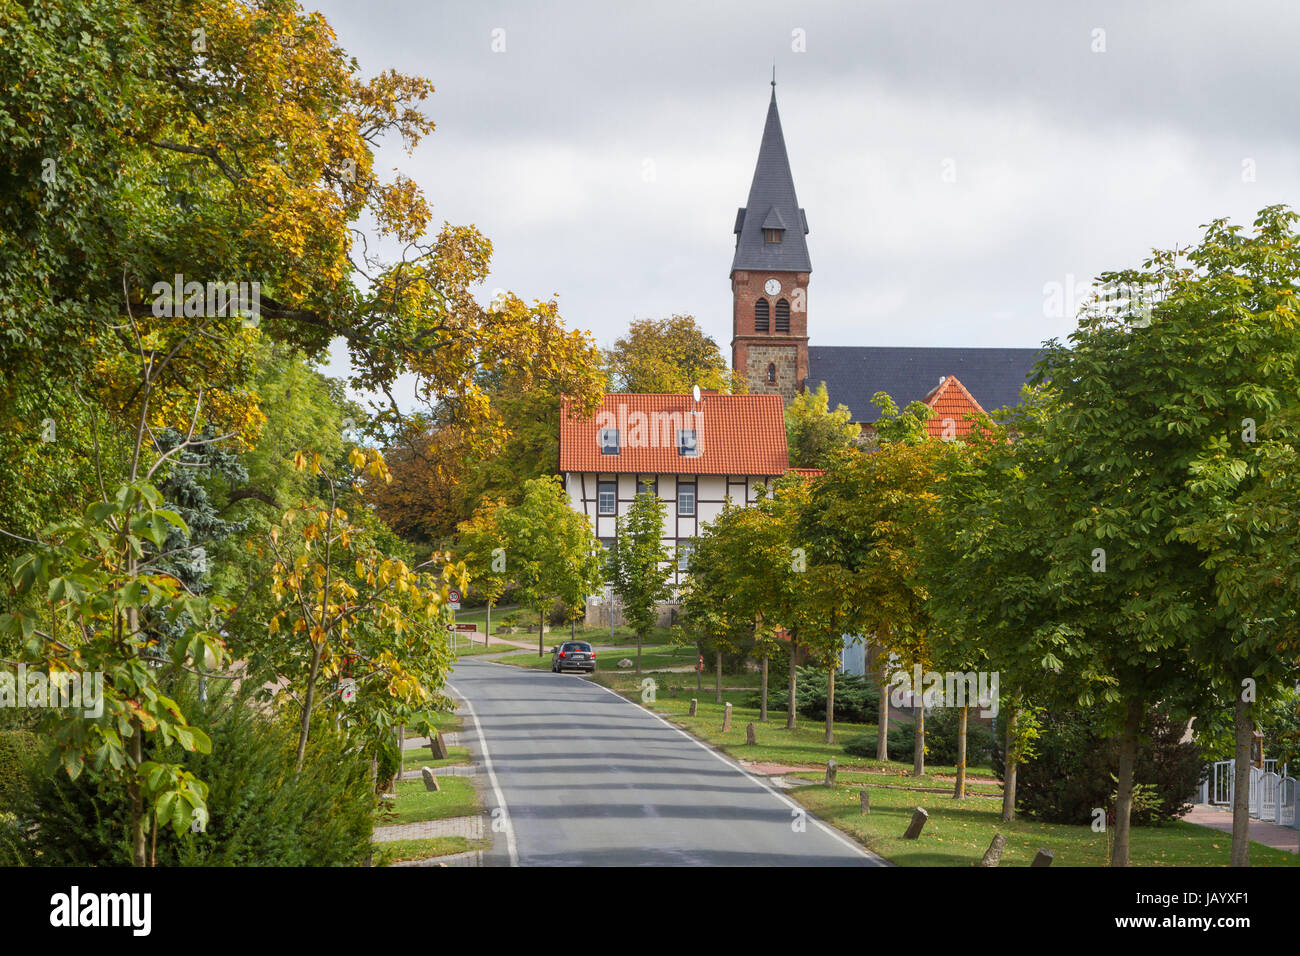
left=447, top=658, right=885, bottom=867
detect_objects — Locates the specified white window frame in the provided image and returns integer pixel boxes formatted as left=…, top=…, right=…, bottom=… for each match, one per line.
left=597, top=481, right=617, bottom=515
left=677, top=482, right=696, bottom=517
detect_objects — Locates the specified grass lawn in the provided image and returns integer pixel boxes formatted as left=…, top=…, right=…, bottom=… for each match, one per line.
left=787, top=769, right=1002, bottom=795
left=447, top=605, right=520, bottom=636
left=376, top=776, right=481, bottom=826
left=402, top=710, right=462, bottom=738
left=401, top=744, right=471, bottom=772
left=453, top=638, right=521, bottom=657
left=372, top=836, right=490, bottom=866
left=793, top=781, right=1300, bottom=867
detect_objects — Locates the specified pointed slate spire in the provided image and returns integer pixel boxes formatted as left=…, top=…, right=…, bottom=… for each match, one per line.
left=732, top=88, right=811, bottom=274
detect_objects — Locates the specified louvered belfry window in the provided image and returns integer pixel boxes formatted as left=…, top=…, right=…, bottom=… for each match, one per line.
left=755, top=298, right=770, bottom=332
left=775, top=298, right=790, bottom=333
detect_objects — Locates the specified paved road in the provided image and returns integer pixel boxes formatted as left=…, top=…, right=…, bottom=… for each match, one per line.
left=447, top=658, right=885, bottom=867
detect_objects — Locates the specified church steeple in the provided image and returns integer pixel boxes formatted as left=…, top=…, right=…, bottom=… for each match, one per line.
left=731, top=88, right=811, bottom=274
left=730, top=86, right=811, bottom=402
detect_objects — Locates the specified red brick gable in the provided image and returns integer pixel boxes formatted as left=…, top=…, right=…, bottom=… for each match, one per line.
left=921, top=375, right=989, bottom=439
left=559, top=393, right=789, bottom=476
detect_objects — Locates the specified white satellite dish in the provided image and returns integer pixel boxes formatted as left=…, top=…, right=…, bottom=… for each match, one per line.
left=692, top=384, right=701, bottom=402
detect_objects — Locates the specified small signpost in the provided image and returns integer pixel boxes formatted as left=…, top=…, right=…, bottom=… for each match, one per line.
left=448, top=588, right=461, bottom=611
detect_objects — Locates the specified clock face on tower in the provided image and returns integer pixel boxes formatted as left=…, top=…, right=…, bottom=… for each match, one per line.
left=764, top=278, right=781, bottom=296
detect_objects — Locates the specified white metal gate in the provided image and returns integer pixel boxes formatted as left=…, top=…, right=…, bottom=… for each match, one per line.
left=1211, top=760, right=1234, bottom=805
left=1279, top=777, right=1297, bottom=828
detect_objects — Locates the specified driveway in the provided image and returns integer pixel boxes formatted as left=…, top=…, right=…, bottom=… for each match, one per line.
left=447, top=658, right=885, bottom=866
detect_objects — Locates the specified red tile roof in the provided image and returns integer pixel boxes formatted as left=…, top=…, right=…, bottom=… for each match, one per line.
left=921, top=376, right=989, bottom=439
left=560, top=393, right=789, bottom=476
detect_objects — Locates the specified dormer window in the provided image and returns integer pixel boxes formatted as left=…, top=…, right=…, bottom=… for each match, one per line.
left=599, top=428, right=620, bottom=455
left=760, top=206, right=787, bottom=245
left=677, top=428, right=700, bottom=457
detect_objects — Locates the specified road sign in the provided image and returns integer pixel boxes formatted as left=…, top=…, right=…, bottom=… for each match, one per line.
left=448, top=588, right=461, bottom=610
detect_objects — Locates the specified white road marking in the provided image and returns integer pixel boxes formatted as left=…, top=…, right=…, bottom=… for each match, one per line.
left=478, top=660, right=885, bottom=865
left=446, top=679, right=519, bottom=867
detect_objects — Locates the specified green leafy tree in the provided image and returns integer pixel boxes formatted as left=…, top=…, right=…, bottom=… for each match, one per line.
left=679, top=518, right=750, bottom=703
left=799, top=397, right=957, bottom=767
left=1033, top=205, right=1300, bottom=865
left=0, top=479, right=224, bottom=865
left=785, top=382, right=859, bottom=468
left=920, top=419, right=1064, bottom=812
left=604, top=315, right=745, bottom=394
left=263, top=447, right=464, bottom=768
left=609, top=492, right=672, bottom=674
left=456, top=500, right=510, bottom=643
left=494, top=477, right=604, bottom=656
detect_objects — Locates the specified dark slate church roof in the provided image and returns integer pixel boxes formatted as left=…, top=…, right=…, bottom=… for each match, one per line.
left=807, top=346, right=1043, bottom=424
left=732, top=90, right=812, bottom=274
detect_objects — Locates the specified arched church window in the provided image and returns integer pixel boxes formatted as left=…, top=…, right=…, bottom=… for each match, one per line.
left=767, top=363, right=776, bottom=385
left=775, top=298, right=790, bottom=333
left=754, top=298, right=769, bottom=333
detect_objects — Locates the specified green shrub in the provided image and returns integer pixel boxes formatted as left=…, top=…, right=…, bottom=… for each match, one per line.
left=843, top=710, right=996, bottom=767
left=881, top=710, right=997, bottom=766
left=0, top=730, right=38, bottom=813
left=750, top=666, right=879, bottom=723
left=375, top=738, right=401, bottom=794
left=991, top=706, right=1203, bottom=826
left=0, top=730, right=39, bottom=866
left=18, top=679, right=375, bottom=865
left=843, top=724, right=910, bottom=761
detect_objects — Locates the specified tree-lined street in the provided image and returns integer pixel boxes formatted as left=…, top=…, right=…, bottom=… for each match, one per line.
left=449, top=659, right=882, bottom=867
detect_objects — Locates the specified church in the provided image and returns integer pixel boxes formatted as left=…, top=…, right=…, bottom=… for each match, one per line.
left=729, top=86, right=1040, bottom=434
left=559, top=87, right=1043, bottom=625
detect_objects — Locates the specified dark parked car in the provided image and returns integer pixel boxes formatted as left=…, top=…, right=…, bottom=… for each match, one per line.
left=551, top=641, right=596, bottom=674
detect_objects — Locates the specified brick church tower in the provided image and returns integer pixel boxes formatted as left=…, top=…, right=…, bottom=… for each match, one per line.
left=731, top=85, right=810, bottom=401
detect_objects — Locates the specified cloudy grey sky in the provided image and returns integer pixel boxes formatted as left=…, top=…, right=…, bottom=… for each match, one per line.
left=312, top=0, right=1300, bottom=401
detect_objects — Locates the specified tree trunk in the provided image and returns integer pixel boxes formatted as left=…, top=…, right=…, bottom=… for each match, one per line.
left=129, top=722, right=147, bottom=866
left=1001, top=706, right=1018, bottom=822
left=125, top=589, right=148, bottom=866
left=296, top=642, right=324, bottom=770
left=760, top=655, right=769, bottom=722
left=715, top=650, right=723, bottom=704
left=1230, top=693, right=1254, bottom=867
left=1110, top=698, right=1142, bottom=867
left=538, top=609, right=544, bottom=656
left=786, top=636, right=798, bottom=730
left=825, top=665, right=836, bottom=744
left=696, top=646, right=702, bottom=692
left=636, top=628, right=642, bottom=675
left=912, top=702, right=925, bottom=776
left=485, top=602, right=491, bottom=646
left=874, top=644, right=890, bottom=761
left=953, top=704, right=968, bottom=799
